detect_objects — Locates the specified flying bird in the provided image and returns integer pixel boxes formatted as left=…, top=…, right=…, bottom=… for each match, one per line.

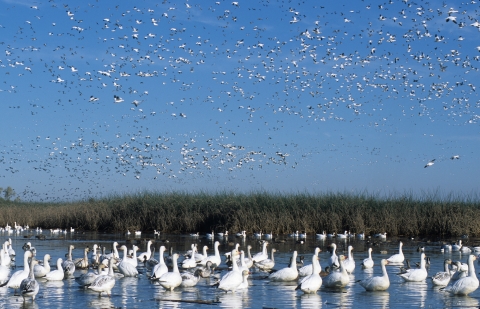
left=424, top=159, right=435, bottom=168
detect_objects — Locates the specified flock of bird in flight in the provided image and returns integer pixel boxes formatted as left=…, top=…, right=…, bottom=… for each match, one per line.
left=0, top=0, right=479, bottom=200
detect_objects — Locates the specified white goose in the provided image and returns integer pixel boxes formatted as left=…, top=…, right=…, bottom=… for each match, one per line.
left=204, top=241, right=221, bottom=267
left=296, top=255, right=322, bottom=294
left=90, top=244, right=99, bottom=266
left=443, top=254, right=479, bottom=295
left=242, top=245, right=254, bottom=268
left=88, top=258, right=116, bottom=297
left=34, top=254, right=51, bottom=278
left=269, top=251, right=299, bottom=282
left=343, top=245, right=355, bottom=274
left=255, top=248, right=276, bottom=271
left=75, top=264, right=106, bottom=287
left=194, top=245, right=208, bottom=263
left=328, top=243, right=339, bottom=268
left=124, top=245, right=139, bottom=267
left=323, top=255, right=350, bottom=289
left=62, top=245, right=76, bottom=277
left=398, top=253, right=428, bottom=282
left=298, top=247, right=321, bottom=277
left=432, top=259, right=453, bottom=286
left=158, top=253, right=182, bottom=291
left=137, top=240, right=153, bottom=261
left=180, top=269, right=202, bottom=287
left=359, top=259, right=390, bottom=291
left=7, top=250, right=33, bottom=293
left=362, top=248, right=374, bottom=269
left=252, top=241, right=268, bottom=263
left=0, top=250, right=10, bottom=286
left=237, top=250, right=249, bottom=272
left=387, top=241, right=404, bottom=264
left=316, top=231, right=326, bottom=240
left=2, top=241, right=12, bottom=266
left=151, top=246, right=168, bottom=280
left=117, top=246, right=138, bottom=277
left=182, top=245, right=198, bottom=269
left=236, top=269, right=250, bottom=289
left=74, top=247, right=90, bottom=269
left=20, top=255, right=39, bottom=301
left=44, top=258, right=65, bottom=281
left=217, top=250, right=243, bottom=292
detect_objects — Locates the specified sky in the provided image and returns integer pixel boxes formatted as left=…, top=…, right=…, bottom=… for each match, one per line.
left=0, top=0, right=479, bottom=201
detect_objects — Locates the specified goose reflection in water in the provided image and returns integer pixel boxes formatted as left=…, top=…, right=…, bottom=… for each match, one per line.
left=299, top=293, right=322, bottom=309
left=218, top=289, right=249, bottom=309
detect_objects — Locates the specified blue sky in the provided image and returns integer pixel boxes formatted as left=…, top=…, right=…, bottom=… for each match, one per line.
left=0, top=0, right=479, bottom=201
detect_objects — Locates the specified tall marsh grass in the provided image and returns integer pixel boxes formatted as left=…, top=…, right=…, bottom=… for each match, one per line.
left=0, top=191, right=479, bottom=237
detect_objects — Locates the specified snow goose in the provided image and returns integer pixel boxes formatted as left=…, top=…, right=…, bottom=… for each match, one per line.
left=316, top=231, right=326, bottom=240
left=359, top=259, right=390, bottom=291
left=151, top=245, right=168, bottom=280
left=117, top=246, right=138, bottom=277
left=206, top=230, right=215, bottom=239
left=90, top=244, right=99, bottom=266
left=327, top=244, right=339, bottom=269
left=255, top=248, right=276, bottom=271
left=296, top=255, right=322, bottom=294
left=158, top=253, right=182, bottom=291
left=2, top=241, right=12, bottom=266
left=252, top=241, right=268, bottom=263
left=299, top=247, right=321, bottom=277
left=0, top=250, right=10, bottom=286
left=237, top=269, right=250, bottom=290
left=362, top=248, right=374, bottom=269
left=323, top=255, right=350, bottom=288
left=75, top=264, right=106, bottom=287
left=182, top=245, right=198, bottom=269
left=337, top=231, right=348, bottom=239
left=269, top=251, right=299, bottom=282
left=137, top=240, right=153, bottom=262
left=62, top=245, right=76, bottom=277
left=443, top=254, right=479, bottom=295
left=432, top=259, right=453, bottom=286
left=343, top=245, right=355, bottom=274
left=88, top=258, right=116, bottom=297
left=387, top=241, right=404, bottom=264
left=195, top=245, right=208, bottom=263
left=7, top=250, right=33, bottom=294
left=450, top=261, right=468, bottom=281
left=20, top=255, right=39, bottom=301
left=398, top=253, right=428, bottom=282
left=237, top=250, right=249, bottom=272
left=180, top=269, right=202, bottom=287
left=217, top=250, right=243, bottom=292
left=74, top=247, right=90, bottom=269
left=452, top=240, right=462, bottom=251
left=124, top=245, right=139, bottom=267
left=237, top=245, right=253, bottom=269
left=204, top=241, right=221, bottom=267
left=34, top=254, right=51, bottom=278
left=44, top=258, right=65, bottom=281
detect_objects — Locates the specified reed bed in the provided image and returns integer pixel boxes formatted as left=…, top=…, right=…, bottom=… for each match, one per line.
left=0, top=191, right=479, bottom=237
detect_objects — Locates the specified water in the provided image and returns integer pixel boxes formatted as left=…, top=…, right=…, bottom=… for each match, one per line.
left=1, top=231, right=479, bottom=309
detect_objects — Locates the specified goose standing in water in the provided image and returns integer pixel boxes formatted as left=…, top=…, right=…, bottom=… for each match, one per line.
left=151, top=246, right=168, bottom=280
left=7, top=250, right=33, bottom=294
left=299, top=247, right=321, bottom=277
left=252, top=241, right=269, bottom=263
left=0, top=250, right=11, bottom=286
left=255, top=248, right=276, bottom=271
left=237, top=269, right=250, bottom=289
left=387, top=241, right=405, bottom=264
left=443, top=254, right=479, bottom=295
left=89, top=258, right=116, bottom=297
left=180, top=269, right=202, bottom=287
left=75, top=264, right=106, bottom=287
left=362, top=248, right=374, bottom=269
left=323, top=255, right=350, bottom=289
left=62, top=245, right=76, bottom=278
left=158, top=253, right=182, bottom=291
left=296, top=255, right=322, bottom=294
left=117, top=246, right=138, bottom=277
left=269, top=251, right=299, bottom=282
left=34, top=254, right=51, bottom=278
left=74, top=247, right=90, bottom=269
left=398, top=253, right=428, bottom=282
left=432, top=259, right=453, bottom=286
left=44, top=258, right=65, bottom=281
left=343, top=245, right=355, bottom=274
left=137, top=240, right=153, bottom=262
left=217, top=250, right=243, bottom=292
left=328, top=244, right=339, bottom=269
left=359, top=259, right=390, bottom=291
left=204, top=241, right=221, bottom=267
left=20, top=255, right=39, bottom=302
left=240, top=245, right=254, bottom=268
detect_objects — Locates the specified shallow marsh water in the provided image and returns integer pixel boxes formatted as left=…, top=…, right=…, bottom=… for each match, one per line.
left=1, top=231, right=479, bottom=309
